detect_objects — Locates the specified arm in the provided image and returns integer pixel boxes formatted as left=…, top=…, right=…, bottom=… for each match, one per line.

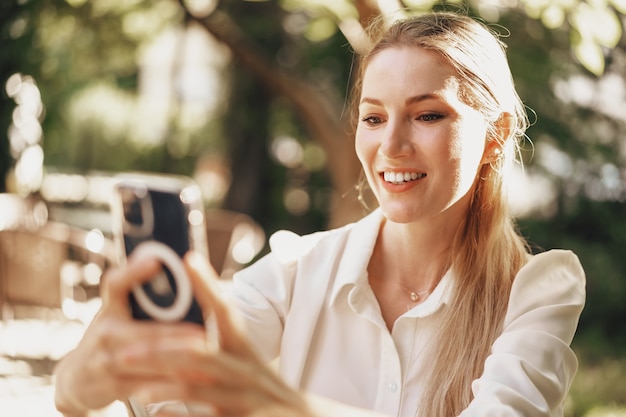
left=459, top=250, right=586, bottom=417
left=55, top=230, right=378, bottom=417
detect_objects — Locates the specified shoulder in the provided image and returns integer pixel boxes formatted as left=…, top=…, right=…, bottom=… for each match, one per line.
left=515, top=249, right=586, bottom=296
left=267, top=227, right=348, bottom=266
left=505, top=249, right=586, bottom=327
left=266, top=209, right=383, bottom=266
left=233, top=209, right=381, bottom=301
left=524, top=249, right=584, bottom=274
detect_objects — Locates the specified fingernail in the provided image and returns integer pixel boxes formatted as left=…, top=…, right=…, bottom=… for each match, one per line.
left=205, top=313, right=220, bottom=352
left=186, top=402, right=218, bottom=416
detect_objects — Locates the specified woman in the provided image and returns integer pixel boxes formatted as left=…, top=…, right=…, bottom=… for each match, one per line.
left=54, top=11, right=585, bottom=417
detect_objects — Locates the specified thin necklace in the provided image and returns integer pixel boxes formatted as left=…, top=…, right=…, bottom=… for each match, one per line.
left=368, top=274, right=434, bottom=303
left=395, top=282, right=431, bottom=302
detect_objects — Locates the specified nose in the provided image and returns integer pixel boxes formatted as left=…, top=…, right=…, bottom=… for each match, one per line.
left=378, top=119, right=413, bottom=159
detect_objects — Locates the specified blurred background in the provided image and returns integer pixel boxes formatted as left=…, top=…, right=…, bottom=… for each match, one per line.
left=0, top=0, right=624, bottom=416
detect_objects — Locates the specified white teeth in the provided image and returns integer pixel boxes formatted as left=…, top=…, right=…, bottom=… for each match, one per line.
left=383, top=171, right=426, bottom=184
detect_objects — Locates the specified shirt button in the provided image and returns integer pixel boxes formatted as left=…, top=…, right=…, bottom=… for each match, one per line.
left=388, top=382, right=398, bottom=392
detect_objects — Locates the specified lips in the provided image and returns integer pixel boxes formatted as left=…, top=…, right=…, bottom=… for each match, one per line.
left=382, top=171, right=427, bottom=184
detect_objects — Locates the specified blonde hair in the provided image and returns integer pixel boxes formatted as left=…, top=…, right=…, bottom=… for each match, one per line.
left=354, top=12, right=530, bottom=416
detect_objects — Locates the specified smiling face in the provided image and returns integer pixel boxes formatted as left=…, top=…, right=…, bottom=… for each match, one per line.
left=356, top=46, right=493, bottom=225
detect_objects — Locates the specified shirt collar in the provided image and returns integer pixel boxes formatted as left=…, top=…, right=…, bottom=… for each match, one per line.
left=328, top=208, right=455, bottom=316
left=328, top=208, right=383, bottom=305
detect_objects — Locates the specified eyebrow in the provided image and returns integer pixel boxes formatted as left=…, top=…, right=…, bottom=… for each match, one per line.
left=359, top=92, right=443, bottom=106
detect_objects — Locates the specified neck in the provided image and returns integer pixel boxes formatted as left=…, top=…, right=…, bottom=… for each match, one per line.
left=369, top=213, right=458, bottom=291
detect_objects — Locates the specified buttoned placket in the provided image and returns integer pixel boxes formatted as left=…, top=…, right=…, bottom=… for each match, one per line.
left=376, top=334, right=403, bottom=415
left=349, top=283, right=404, bottom=416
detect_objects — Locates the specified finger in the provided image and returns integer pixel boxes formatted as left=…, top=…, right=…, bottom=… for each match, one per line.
left=184, top=252, right=257, bottom=358
left=126, top=350, right=306, bottom=416
left=101, top=256, right=162, bottom=317
left=165, top=348, right=295, bottom=403
left=169, top=375, right=304, bottom=417
left=147, top=401, right=217, bottom=417
left=183, top=251, right=222, bottom=319
left=113, top=326, right=209, bottom=378
left=66, top=322, right=209, bottom=409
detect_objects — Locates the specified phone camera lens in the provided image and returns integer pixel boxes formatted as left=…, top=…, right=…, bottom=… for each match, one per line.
left=121, top=188, right=145, bottom=227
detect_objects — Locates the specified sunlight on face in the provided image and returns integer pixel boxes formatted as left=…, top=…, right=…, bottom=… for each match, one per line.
left=355, top=46, right=490, bottom=225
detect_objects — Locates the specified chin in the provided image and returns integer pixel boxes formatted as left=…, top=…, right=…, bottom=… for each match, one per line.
left=380, top=206, right=419, bottom=224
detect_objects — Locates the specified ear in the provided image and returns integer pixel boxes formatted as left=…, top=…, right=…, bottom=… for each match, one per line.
left=481, top=112, right=513, bottom=165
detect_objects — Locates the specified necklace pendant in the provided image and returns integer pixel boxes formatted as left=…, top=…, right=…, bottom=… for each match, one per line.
left=410, top=291, right=419, bottom=302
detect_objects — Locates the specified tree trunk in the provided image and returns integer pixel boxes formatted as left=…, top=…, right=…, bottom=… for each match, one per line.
left=188, top=8, right=369, bottom=228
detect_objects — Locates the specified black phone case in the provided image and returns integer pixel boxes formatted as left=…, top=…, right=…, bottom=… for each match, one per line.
left=114, top=176, right=205, bottom=325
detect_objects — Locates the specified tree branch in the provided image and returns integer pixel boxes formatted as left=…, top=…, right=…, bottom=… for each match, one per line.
left=184, top=7, right=365, bottom=225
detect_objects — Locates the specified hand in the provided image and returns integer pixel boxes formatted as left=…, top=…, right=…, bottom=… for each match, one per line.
left=55, top=251, right=386, bottom=417
left=118, top=252, right=315, bottom=417
left=54, top=251, right=312, bottom=417
left=53, top=255, right=209, bottom=416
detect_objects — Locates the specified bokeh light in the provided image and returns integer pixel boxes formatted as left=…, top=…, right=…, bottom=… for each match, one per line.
left=272, top=135, right=303, bottom=168
left=84, top=229, right=105, bottom=253
left=4, top=73, right=45, bottom=196
left=283, top=186, right=310, bottom=215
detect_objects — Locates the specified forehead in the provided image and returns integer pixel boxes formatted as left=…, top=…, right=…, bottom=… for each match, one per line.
left=361, top=46, right=461, bottom=100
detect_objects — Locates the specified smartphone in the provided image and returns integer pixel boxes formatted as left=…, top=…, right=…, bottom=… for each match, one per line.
left=111, top=173, right=208, bottom=325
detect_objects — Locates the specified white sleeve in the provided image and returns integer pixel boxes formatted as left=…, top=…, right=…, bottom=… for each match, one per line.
left=228, top=251, right=294, bottom=363
left=227, top=230, right=324, bottom=363
left=459, top=250, right=586, bottom=417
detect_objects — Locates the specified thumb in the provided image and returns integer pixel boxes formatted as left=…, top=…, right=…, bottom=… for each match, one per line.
left=100, top=256, right=161, bottom=318
left=184, top=251, right=258, bottom=359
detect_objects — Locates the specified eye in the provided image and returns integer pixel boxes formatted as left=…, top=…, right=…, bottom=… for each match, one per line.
left=361, top=115, right=385, bottom=125
left=417, top=113, right=443, bottom=122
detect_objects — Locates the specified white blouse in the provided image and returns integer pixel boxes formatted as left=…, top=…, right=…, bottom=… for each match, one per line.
left=230, top=209, right=586, bottom=417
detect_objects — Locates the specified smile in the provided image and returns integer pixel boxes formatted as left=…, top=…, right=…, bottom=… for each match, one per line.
left=383, top=171, right=427, bottom=184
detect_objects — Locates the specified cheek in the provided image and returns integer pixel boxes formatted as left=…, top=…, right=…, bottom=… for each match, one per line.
left=354, top=129, right=372, bottom=167
left=448, top=124, right=489, bottom=186
left=456, top=141, right=487, bottom=174
left=457, top=117, right=489, bottom=163
left=354, top=131, right=381, bottom=193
